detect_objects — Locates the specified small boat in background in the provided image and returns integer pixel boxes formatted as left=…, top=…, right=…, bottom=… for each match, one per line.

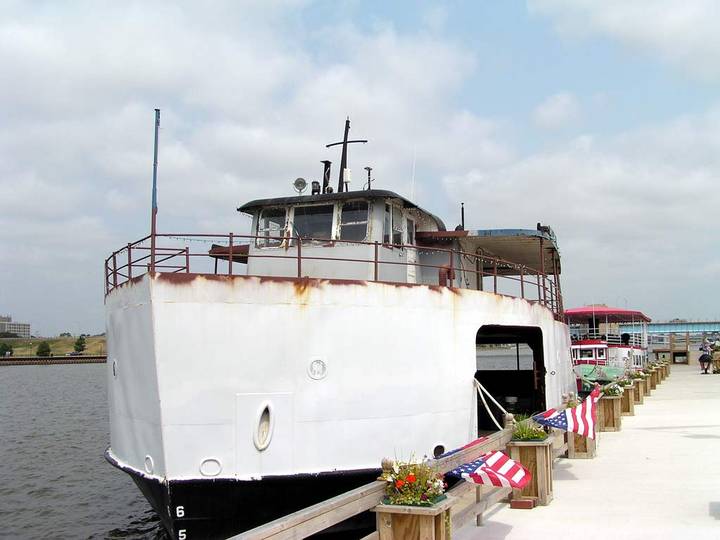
left=566, top=304, right=651, bottom=387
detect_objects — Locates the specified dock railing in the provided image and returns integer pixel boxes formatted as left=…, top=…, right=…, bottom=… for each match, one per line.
left=104, top=233, right=563, bottom=319
left=231, top=423, right=515, bottom=540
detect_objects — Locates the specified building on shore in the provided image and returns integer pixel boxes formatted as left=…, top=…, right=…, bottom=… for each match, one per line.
left=0, top=315, right=31, bottom=338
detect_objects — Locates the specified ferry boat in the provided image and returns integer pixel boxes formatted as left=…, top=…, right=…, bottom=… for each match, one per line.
left=104, top=121, right=575, bottom=539
left=566, top=305, right=651, bottom=383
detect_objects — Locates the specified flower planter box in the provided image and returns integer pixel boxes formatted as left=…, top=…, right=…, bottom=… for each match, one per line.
left=507, top=438, right=553, bottom=506
left=633, top=379, right=644, bottom=404
left=620, top=385, right=635, bottom=416
left=598, top=395, right=622, bottom=432
left=649, top=369, right=658, bottom=390
left=374, top=496, right=453, bottom=540
left=643, top=376, right=652, bottom=396
left=566, top=431, right=597, bottom=459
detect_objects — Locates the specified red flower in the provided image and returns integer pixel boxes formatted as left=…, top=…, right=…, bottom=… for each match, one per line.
left=406, top=474, right=416, bottom=483
left=395, top=479, right=405, bottom=488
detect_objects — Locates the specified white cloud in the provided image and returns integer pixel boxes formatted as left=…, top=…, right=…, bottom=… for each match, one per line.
left=533, top=92, right=581, bottom=129
left=529, top=0, right=720, bottom=81
left=0, top=2, right=512, bottom=335
left=444, top=105, right=720, bottom=319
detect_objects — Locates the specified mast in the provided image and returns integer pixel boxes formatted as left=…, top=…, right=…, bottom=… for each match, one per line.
left=338, top=118, right=350, bottom=193
left=326, top=117, right=367, bottom=193
left=150, top=108, right=160, bottom=273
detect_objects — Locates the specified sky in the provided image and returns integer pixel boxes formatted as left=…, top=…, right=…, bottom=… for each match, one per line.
left=1, top=0, right=719, bottom=336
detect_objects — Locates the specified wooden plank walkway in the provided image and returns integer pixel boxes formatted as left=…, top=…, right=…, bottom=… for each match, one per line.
left=456, top=364, right=720, bottom=540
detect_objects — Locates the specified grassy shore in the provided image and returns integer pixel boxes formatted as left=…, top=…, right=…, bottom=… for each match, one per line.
left=1, top=336, right=106, bottom=356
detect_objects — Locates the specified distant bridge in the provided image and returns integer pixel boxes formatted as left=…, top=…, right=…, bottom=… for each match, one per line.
left=620, top=321, right=720, bottom=334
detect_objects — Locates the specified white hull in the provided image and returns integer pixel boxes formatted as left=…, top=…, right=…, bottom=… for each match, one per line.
left=106, top=273, right=574, bottom=484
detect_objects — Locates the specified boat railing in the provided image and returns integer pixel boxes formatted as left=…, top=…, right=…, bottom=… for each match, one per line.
left=570, top=330, right=646, bottom=347
left=104, top=233, right=563, bottom=318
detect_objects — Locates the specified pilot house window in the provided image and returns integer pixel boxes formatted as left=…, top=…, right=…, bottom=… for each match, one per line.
left=293, top=205, right=334, bottom=243
left=383, top=204, right=404, bottom=247
left=257, top=208, right=287, bottom=247
left=340, top=201, right=368, bottom=242
left=392, top=207, right=403, bottom=246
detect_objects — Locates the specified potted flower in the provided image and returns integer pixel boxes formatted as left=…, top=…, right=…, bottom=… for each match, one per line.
left=629, top=370, right=645, bottom=404
left=641, top=368, right=653, bottom=395
left=380, top=459, right=446, bottom=506
left=511, top=415, right=548, bottom=442
left=598, top=382, right=623, bottom=431
left=376, top=459, right=451, bottom=540
left=617, top=378, right=635, bottom=416
left=508, top=416, right=553, bottom=505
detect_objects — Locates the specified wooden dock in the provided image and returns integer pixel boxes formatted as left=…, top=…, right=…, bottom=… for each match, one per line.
left=456, top=363, right=719, bottom=539
left=228, top=363, right=720, bottom=539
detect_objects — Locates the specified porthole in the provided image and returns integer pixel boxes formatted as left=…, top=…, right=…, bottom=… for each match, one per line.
left=253, top=402, right=274, bottom=451
left=433, top=445, right=445, bottom=458
left=144, top=455, right=154, bottom=474
left=200, top=458, right=222, bottom=477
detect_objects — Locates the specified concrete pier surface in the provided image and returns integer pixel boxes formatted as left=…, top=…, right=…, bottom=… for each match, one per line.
left=457, top=364, right=720, bottom=540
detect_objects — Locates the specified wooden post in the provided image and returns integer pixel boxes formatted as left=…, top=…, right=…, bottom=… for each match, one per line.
left=506, top=439, right=553, bottom=506
left=598, top=396, right=622, bottom=432
left=644, top=375, right=652, bottom=396
left=620, top=385, right=635, bottom=416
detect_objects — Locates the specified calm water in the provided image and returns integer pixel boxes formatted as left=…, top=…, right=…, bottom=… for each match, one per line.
left=0, top=364, right=167, bottom=539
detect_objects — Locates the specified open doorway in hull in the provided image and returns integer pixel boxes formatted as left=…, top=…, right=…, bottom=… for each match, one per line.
left=475, top=325, right=546, bottom=433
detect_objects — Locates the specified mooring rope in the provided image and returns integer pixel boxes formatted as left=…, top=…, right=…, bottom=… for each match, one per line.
left=473, top=380, right=507, bottom=431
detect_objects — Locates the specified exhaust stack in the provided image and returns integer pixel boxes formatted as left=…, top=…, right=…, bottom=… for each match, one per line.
left=321, top=160, right=332, bottom=194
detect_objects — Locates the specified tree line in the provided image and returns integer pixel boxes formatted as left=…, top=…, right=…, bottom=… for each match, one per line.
left=0, top=336, right=87, bottom=358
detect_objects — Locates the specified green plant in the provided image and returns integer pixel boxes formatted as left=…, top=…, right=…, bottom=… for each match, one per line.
left=381, top=459, right=445, bottom=506
left=0, top=343, right=13, bottom=357
left=74, top=335, right=86, bottom=353
left=36, top=341, right=51, bottom=357
left=512, top=415, right=548, bottom=441
left=602, top=382, right=623, bottom=396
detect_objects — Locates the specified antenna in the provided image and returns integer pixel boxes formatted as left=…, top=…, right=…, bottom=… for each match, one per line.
left=326, top=117, right=367, bottom=193
left=410, top=146, right=416, bottom=200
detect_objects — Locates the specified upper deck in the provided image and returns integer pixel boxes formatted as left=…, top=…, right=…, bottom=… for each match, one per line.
left=566, top=305, right=651, bottom=348
left=105, top=189, right=564, bottom=319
